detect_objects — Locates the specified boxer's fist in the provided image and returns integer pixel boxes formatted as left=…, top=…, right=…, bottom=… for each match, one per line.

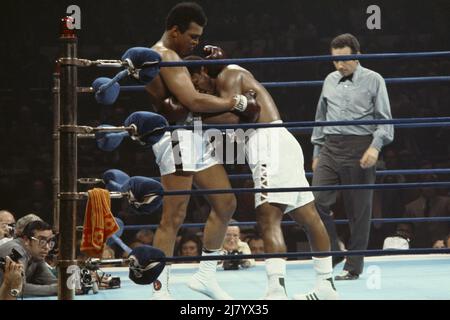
left=203, top=45, right=227, bottom=78
left=204, top=45, right=226, bottom=59
left=161, top=97, right=190, bottom=123
left=232, top=90, right=261, bottom=123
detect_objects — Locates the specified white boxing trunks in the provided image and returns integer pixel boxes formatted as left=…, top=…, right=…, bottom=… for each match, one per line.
left=152, top=127, right=219, bottom=176
left=245, top=120, right=314, bottom=213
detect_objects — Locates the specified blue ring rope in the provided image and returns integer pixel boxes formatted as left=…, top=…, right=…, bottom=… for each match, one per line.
left=158, top=51, right=450, bottom=67
left=156, top=248, right=450, bottom=263
left=122, top=216, right=450, bottom=231
left=263, top=76, right=450, bottom=88
left=116, top=76, right=450, bottom=92
left=160, top=181, right=450, bottom=196
left=224, top=168, right=450, bottom=181
left=167, top=116, right=450, bottom=131
left=277, top=122, right=450, bottom=134
left=110, top=234, right=132, bottom=255
left=145, top=168, right=450, bottom=182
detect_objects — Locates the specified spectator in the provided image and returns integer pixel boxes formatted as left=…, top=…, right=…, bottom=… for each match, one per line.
left=239, top=226, right=258, bottom=243
left=0, top=210, right=15, bottom=246
left=45, top=254, right=58, bottom=278
left=14, top=214, right=43, bottom=237
left=393, top=174, right=450, bottom=248
left=178, top=233, right=202, bottom=258
left=370, top=173, right=406, bottom=248
left=99, top=245, right=117, bottom=268
left=135, top=229, right=154, bottom=245
left=102, top=245, right=115, bottom=259
left=247, top=236, right=265, bottom=261
left=0, top=220, right=57, bottom=296
left=222, top=224, right=255, bottom=268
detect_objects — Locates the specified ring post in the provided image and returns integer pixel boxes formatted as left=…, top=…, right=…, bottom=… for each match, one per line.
left=52, top=63, right=61, bottom=234
left=58, top=16, right=78, bottom=300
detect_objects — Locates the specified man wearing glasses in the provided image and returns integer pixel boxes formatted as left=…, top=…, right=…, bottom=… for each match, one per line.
left=0, top=220, right=57, bottom=297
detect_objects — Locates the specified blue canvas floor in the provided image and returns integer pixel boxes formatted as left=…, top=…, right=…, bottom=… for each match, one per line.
left=28, top=254, right=450, bottom=300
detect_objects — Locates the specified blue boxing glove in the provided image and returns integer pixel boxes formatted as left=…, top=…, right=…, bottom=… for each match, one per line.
left=121, top=47, right=161, bottom=84
left=103, top=169, right=131, bottom=191
left=124, top=111, right=168, bottom=148
left=92, top=77, right=121, bottom=105
left=102, top=169, right=163, bottom=215
left=95, top=125, right=129, bottom=152
left=128, top=245, right=166, bottom=285
left=121, top=176, right=163, bottom=215
left=92, top=48, right=160, bottom=105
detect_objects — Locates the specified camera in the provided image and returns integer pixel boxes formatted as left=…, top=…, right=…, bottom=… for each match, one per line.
left=107, top=276, right=121, bottom=289
left=81, top=259, right=121, bottom=291
left=96, top=271, right=121, bottom=289
left=79, top=268, right=99, bottom=295
left=0, top=248, right=23, bottom=272
left=223, top=250, right=243, bottom=270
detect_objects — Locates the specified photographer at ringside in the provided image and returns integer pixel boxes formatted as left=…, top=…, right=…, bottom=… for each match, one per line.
left=0, top=220, right=57, bottom=297
left=222, top=224, right=255, bottom=270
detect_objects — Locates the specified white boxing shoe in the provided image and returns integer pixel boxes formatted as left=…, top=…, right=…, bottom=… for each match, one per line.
left=293, top=278, right=339, bottom=300
left=188, top=273, right=233, bottom=300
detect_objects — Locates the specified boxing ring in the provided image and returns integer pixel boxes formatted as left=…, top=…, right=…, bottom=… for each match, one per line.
left=53, top=18, right=450, bottom=300
left=29, top=255, right=450, bottom=300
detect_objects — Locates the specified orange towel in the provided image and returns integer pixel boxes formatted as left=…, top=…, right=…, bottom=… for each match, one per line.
left=80, top=188, right=119, bottom=257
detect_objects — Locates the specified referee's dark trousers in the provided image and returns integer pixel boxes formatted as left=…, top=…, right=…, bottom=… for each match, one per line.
left=312, top=135, right=376, bottom=275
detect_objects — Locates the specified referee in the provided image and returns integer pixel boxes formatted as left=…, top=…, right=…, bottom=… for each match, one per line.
left=311, top=33, right=394, bottom=280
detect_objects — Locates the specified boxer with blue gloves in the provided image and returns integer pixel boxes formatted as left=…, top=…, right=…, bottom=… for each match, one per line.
left=143, top=2, right=262, bottom=300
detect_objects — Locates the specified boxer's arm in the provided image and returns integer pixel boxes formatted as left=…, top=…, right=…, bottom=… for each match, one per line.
left=158, top=97, right=190, bottom=123
left=161, top=96, right=239, bottom=124
left=157, top=50, right=236, bottom=113
left=216, top=70, right=261, bottom=123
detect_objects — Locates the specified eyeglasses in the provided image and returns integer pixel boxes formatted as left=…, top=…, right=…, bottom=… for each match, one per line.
left=225, top=233, right=240, bottom=238
left=31, top=237, right=56, bottom=249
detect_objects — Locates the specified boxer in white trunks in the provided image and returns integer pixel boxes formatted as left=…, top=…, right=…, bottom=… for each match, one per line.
left=187, top=53, right=339, bottom=300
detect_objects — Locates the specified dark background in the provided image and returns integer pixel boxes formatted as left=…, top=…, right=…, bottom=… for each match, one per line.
left=0, top=0, right=449, bottom=251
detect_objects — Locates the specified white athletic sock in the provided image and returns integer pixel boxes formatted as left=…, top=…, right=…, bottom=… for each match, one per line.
left=189, top=249, right=232, bottom=300
left=313, top=256, right=333, bottom=281
left=265, top=258, right=286, bottom=292
left=196, top=249, right=221, bottom=281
